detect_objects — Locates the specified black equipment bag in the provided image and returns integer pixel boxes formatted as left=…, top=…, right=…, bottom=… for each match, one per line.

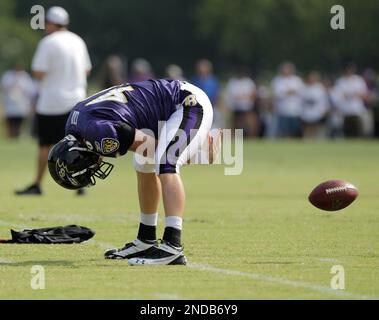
left=0, top=225, right=95, bottom=244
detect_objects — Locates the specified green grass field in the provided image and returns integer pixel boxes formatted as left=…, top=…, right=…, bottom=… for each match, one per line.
left=0, top=137, right=378, bottom=299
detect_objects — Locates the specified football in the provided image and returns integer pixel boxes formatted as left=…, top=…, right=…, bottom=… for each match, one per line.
left=308, top=179, right=358, bottom=211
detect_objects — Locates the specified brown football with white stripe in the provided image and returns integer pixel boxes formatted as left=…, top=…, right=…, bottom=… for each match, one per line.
left=308, top=180, right=358, bottom=211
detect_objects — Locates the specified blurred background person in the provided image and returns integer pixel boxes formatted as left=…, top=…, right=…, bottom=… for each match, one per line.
left=192, top=59, right=224, bottom=128
left=300, top=71, right=329, bottom=139
left=225, top=66, right=258, bottom=137
left=362, top=68, right=379, bottom=138
left=323, top=76, right=344, bottom=139
left=1, top=63, right=36, bottom=138
left=99, top=54, right=125, bottom=89
left=192, top=59, right=219, bottom=104
left=128, top=58, right=154, bottom=83
left=333, top=63, right=367, bottom=138
left=254, top=81, right=272, bottom=138
left=165, top=64, right=185, bottom=80
left=271, top=62, right=304, bottom=138
left=15, top=6, right=92, bottom=196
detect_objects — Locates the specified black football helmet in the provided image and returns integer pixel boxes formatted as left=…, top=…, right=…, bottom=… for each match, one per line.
left=48, top=135, right=114, bottom=190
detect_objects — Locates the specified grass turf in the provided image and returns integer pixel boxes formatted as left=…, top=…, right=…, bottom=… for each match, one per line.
left=0, top=137, right=378, bottom=299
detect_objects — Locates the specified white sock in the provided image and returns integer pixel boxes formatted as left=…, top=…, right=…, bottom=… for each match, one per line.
left=140, top=212, right=158, bottom=226
left=165, top=216, right=183, bottom=230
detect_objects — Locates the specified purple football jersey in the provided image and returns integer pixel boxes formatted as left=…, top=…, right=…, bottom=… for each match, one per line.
left=65, top=79, right=182, bottom=156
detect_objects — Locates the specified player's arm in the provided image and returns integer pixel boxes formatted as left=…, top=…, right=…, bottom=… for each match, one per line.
left=31, top=39, right=49, bottom=80
left=82, top=118, right=157, bottom=158
left=83, top=120, right=136, bottom=157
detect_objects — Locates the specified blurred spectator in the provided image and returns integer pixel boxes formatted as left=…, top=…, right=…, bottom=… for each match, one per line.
left=165, top=64, right=185, bottom=80
left=255, top=82, right=273, bottom=138
left=323, top=77, right=344, bottom=138
left=129, top=58, right=154, bottom=83
left=225, top=66, right=258, bottom=137
left=192, top=59, right=219, bottom=104
left=15, top=6, right=92, bottom=196
left=192, top=59, right=223, bottom=127
left=1, top=63, right=36, bottom=138
left=333, top=63, right=368, bottom=138
left=271, top=62, right=304, bottom=138
left=362, top=68, right=379, bottom=137
left=300, top=71, right=329, bottom=139
left=99, top=55, right=125, bottom=89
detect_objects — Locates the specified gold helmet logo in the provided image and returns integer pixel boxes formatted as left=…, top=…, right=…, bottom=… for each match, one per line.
left=101, top=138, right=120, bottom=154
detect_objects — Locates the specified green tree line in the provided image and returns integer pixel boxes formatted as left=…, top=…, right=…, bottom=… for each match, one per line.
left=1, top=0, right=378, bottom=77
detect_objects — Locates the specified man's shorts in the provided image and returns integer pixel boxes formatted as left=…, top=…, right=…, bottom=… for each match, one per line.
left=277, top=115, right=302, bottom=138
left=6, top=116, right=24, bottom=128
left=133, top=82, right=214, bottom=175
left=36, top=112, right=70, bottom=146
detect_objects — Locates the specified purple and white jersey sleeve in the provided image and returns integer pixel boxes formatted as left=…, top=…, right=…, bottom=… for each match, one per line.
left=83, top=120, right=122, bottom=157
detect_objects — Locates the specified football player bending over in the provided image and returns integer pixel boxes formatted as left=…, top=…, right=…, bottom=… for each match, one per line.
left=48, top=79, right=220, bottom=265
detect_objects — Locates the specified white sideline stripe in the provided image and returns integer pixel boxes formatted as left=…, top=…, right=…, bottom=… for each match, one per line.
left=153, top=292, right=182, bottom=300
left=318, top=258, right=340, bottom=263
left=86, top=239, right=115, bottom=250
left=187, top=263, right=379, bottom=300
left=0, top=258, right=12, bottom=264
left=1, top=219, right=378, bottom=299
left=90, top=238, right=378, bottom=300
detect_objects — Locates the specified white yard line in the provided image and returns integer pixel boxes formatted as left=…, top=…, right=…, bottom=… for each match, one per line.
left=153, top=292, right=182, bottom=300
left=86, top=239, right=115, bottom=250
left=317, top=258, right=341, bottom=263
left=90, top=237, right=379, bottom=300
left=1, top=218, right=377, bottom=299
left=0, top=258, right=13, bottom=264
left=187, top=263, right=379, bottom=300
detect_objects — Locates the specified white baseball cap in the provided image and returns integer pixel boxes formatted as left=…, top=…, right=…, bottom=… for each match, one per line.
left=46, top=6, right=69, bottom=26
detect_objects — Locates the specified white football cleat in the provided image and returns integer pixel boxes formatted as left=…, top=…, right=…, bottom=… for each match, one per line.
left=128, top=241, right=187, bottom=266
left=104, top=239, right=157, bottom=259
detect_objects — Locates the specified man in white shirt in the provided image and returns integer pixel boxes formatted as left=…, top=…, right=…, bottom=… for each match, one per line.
left=333, top=63, right=368, bottom=137
left=225, top=67, right=258, bottom=136
left=271, top=62, right=304, bottom=137
left=300, top=72, right=329, bottom=138
left=16, top=6, right=92, bottom=195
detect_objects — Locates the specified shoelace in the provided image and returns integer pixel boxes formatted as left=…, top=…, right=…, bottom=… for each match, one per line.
left=120, top=242, right=135, bottom=251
